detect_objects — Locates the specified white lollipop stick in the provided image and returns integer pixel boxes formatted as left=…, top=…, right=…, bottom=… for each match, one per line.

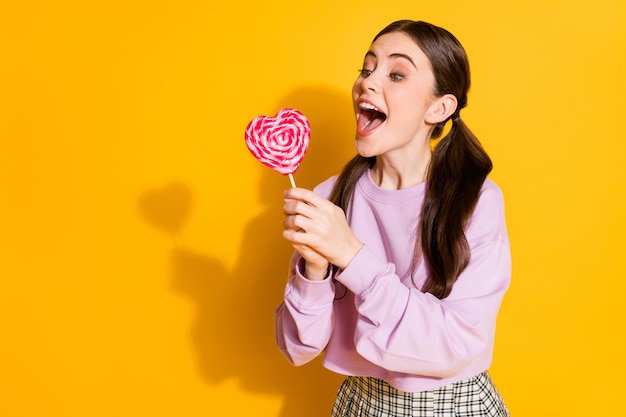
left=288, top=173, right=296, bottom=188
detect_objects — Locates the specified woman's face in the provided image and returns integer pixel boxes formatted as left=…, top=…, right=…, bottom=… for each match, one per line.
left=351, top=32, right=440, bottom=159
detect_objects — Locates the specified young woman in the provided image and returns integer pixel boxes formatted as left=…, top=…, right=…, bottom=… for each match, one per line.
left=277, top=20, right=511, bottom=416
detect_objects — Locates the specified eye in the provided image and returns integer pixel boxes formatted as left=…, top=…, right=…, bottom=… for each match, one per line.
left=358, top=68, right=373, bottom=78
left=390, top=73, right=405, bottom=81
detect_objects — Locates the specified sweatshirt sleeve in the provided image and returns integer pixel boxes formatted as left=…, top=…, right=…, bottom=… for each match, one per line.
left=335, top=182, right=511, bottom=378
left=274, top=176, right=339, bottom=366
left=274, top=252, right=336, bottom=366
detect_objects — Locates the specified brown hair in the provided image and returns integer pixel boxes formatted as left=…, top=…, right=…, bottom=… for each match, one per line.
left=329, top=20, right=492, bottom=299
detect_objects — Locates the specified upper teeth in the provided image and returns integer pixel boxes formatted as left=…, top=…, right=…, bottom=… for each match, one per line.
left=359, top=102, right=379, bottom=111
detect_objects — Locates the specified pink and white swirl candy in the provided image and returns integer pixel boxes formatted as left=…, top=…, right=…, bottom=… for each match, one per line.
left=245, top=108, right=310, bottom=178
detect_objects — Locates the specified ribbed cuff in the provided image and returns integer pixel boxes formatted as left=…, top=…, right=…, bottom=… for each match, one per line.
left=287, top=258, right=335, bottom=306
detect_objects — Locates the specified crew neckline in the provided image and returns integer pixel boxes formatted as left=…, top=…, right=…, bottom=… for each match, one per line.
left=358, top=169, right=427, bottom=203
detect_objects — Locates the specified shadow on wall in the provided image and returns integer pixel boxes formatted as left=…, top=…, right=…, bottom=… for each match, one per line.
left=139, top=85, right=356, bottom=417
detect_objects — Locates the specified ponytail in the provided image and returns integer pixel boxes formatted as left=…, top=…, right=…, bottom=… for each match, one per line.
left=329, top=155, right=374, bottom=215
left=418, top=116, right=492, bottom=298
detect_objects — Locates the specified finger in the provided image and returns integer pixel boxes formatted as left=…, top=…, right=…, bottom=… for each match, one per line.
left=283, top=199, right=317, bottom=219
left=283, top=213, right=312, bottom=234
left=282, top=227, right=302, bottom=244
left=283, top=187, right=327, bottom=208
left=283, top=215, right=298, bottom=230
left=283, top=224, right=312, bottom=243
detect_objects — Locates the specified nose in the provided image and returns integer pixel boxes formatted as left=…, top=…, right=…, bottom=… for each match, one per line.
left=360, top=72, right=379, bottom=93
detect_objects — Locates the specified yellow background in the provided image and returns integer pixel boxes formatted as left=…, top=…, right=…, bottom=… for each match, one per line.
left=1, top=1, right=625, bottom=416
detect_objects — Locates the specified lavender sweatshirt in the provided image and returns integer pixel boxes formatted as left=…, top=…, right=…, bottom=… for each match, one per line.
left=275, top=171, right=511, bottom=392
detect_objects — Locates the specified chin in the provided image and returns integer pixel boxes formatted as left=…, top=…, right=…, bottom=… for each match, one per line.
left=355, top=139, right=380, bottom=158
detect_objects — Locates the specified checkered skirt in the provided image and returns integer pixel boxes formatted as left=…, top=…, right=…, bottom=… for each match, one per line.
left=331, top=372, right=510, bottom=417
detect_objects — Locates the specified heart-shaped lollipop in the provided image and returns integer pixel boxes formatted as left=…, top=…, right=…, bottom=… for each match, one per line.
left=245, top=108, right=310, bottom=187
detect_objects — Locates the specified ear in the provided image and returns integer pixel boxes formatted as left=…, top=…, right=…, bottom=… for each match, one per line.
left=425, top=94, right=457, bottom=124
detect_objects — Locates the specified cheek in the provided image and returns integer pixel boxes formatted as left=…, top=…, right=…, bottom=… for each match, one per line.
left=399, top=89, right=430, bottom=112
left=351, top=87, right=360, bottom=113
left=351, top=79, right=362, bottom=99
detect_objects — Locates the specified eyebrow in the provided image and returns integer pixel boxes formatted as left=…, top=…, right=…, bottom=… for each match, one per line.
left=365, top=50, right=417, bottom=69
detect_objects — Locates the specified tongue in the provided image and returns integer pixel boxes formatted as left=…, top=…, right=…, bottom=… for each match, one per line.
left=361, top=109, right=385, bottom=131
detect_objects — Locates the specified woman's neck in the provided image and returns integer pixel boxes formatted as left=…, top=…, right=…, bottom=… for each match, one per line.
left=371, top=150, right=431, bottom=190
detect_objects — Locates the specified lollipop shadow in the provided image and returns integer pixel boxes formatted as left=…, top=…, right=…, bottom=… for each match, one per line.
left=145, top=84, right=355, bottom=417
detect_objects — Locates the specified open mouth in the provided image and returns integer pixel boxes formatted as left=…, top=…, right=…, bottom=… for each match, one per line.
left=358, top=102, right=387, bottom=133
